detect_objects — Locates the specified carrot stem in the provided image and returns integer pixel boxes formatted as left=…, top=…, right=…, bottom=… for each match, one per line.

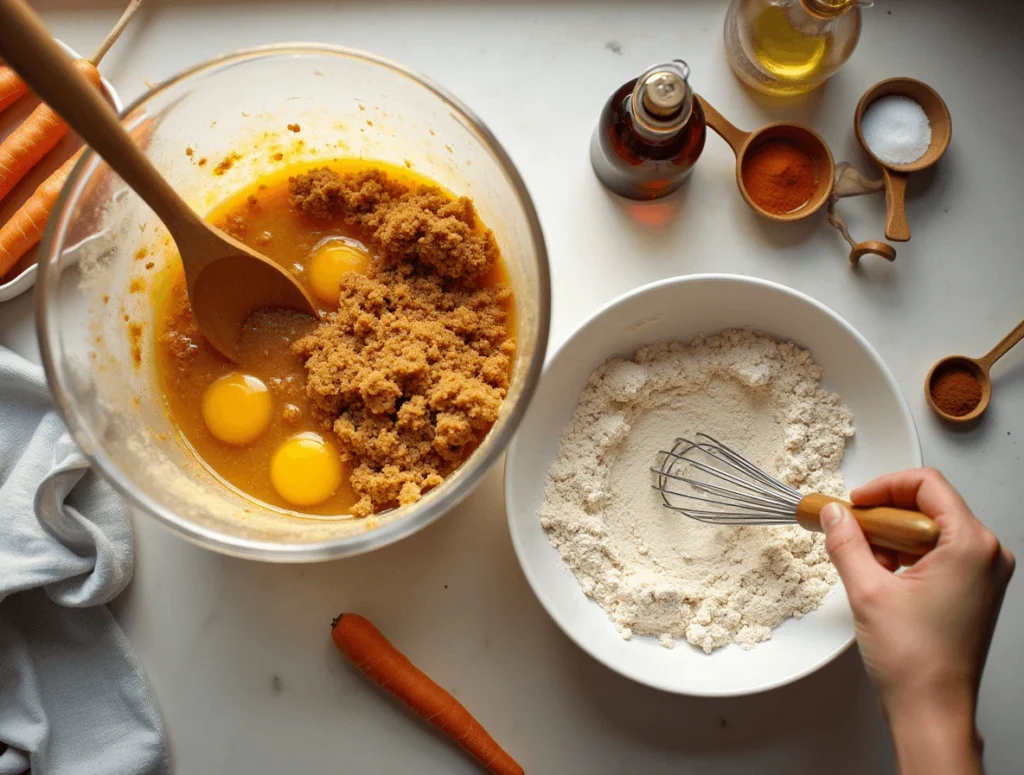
left=331, top=614, right=525, bottom=775
left=0, top=0, right=141, bottom=116
left=90, top=0, right=146, bottom=65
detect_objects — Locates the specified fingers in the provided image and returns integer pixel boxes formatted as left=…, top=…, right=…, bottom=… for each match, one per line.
left=898, top=552, right=920, bottom=567
left=999, top=545, right=1016, bottom=582
left=872, top=547, right=900, bottom=572
left=851, top=468, right=964, bottom=511
left=822, top=502, right=889, bottom=595
left=850, top=468, right=975, bottom=541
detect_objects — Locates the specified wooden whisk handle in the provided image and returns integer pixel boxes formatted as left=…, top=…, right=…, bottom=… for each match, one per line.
left=795, top=493, right=940, bottom=556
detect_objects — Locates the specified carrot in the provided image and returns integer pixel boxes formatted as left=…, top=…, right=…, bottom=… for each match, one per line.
left=331, top=614, right=525, bottom=775
left=0, top=66, right=29, bottom=113
left=0, top=147, right=81, bottom=277
left=0, top=59, right=102, bottom=204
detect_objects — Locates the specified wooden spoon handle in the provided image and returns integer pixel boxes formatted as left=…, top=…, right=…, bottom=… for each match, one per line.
left=882, top=168, right=911, bottom=241
left=796, top=493, right=940, bottom=556
left=977, top=319, right=1024, bottom=372
left=0, top=0, right=199, bottom=233
left=696, top=95, right=749, bottom=155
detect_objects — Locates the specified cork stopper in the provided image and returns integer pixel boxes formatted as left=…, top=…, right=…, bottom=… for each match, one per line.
left=631, top=60, right=693, bottom=136
left=642, top=70, right=687, bottom=118
left=800, top=0, right=859, bottom=19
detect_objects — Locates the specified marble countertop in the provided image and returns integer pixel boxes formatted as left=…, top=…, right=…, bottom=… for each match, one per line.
left=3, top=1, right=1022, bottom=772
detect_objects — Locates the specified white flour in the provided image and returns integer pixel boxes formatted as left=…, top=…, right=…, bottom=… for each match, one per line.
left=539, top=330, right=854, bottom=653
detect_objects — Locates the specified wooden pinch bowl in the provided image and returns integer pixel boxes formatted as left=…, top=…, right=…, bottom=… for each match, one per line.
left=697, top=95, right=834, bottom=223
left=854, top=78, right=952, bottom=242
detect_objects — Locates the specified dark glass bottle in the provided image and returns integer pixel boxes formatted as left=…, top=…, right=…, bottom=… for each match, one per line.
left=590, top=60, right=707, bottom=201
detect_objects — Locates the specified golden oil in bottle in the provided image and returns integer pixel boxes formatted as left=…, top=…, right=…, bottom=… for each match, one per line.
left=724, top=0, right=865, bottom=96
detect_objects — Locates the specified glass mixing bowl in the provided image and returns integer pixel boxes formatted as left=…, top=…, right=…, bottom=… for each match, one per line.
left=36, top=45, right=550, bottom=562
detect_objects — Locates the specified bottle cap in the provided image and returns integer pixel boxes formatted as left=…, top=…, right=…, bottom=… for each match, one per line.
left=631, top=60, right=693, bottom=137
left=642, top=70, right=687, bottom=118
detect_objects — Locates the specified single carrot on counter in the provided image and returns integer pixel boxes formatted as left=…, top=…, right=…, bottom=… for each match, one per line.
left=0, top=59, right=101, bottom=204
left=331, top=613, right=525, bottom=775
left=0, top=66, right=29, bottom=113
left=0, top=147, right=80, bottom=277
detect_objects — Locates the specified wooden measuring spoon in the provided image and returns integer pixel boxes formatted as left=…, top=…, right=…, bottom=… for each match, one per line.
left=0, top=0, right=319, bottom=361
left=925, top=320, right=1024, bottom=423
left=697, top=95, right=834, bottom=222
left=854, top=78, right=952, bottom=242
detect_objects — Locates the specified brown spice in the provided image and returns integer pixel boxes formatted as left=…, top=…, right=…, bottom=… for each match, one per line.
left=289, top=167, right=512, bottom=516
left=128, top=322, right=145, bottom=369
left=213, top=152, right=241, bottom=176
left=931, top=366, right=983, bottom=417
left=287, top=123, right=301, bottom=133
left=741, top=140, right=817, bottom=214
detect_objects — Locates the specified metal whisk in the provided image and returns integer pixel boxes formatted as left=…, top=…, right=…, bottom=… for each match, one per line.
left=652, top=433, right=939, bottom=556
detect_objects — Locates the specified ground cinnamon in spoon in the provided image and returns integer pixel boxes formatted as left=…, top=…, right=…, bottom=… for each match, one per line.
left=931, top=366, right=983, bottom=417
left=741, top=140, right=817, bottom=214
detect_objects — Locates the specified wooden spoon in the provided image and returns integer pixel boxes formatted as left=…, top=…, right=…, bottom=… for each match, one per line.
left=854, top=78, right=952, bottom=242
left=925, top=319, right=1024, bottom=423
left=697, top=95, right=834, bottom=223
left=0, top=0, right=319, bottom=360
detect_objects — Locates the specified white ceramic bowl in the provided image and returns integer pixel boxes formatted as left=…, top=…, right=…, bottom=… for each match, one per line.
left=505, top=274, right=921, bottom=697
left=0, top=40, right=122, bottom=301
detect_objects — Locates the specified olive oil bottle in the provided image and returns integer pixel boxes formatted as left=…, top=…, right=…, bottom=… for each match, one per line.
left=724, top=0, right=866, bottom=96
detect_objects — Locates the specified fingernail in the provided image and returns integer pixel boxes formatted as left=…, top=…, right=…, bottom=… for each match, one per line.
left=820, top=503, right=848, bottom=533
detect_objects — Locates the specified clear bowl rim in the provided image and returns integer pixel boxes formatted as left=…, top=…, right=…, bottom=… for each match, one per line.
left=35, top=42, right=551, bottom=562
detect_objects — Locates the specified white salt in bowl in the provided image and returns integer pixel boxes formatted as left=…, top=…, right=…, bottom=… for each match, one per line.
left=504, top=274, right=921, bottom=697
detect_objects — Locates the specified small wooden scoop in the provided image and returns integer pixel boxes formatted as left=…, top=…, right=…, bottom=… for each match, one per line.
left=0, top=0, right=319, bottom=360
left=697, top=95, right=834, bottom=222
left=854, top=78, right=951, bottom=242
left=925, top=320, right=1024, bottom=423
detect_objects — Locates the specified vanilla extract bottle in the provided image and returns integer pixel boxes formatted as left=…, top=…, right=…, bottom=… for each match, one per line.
left=590, top=60, right=706, bottom=201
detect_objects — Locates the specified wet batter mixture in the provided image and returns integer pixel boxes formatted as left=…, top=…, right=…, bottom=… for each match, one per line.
left=155, top=161, right=516, bottom=517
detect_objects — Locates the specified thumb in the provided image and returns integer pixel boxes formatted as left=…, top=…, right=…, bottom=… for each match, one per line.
left=821, top=502, right=885, bottom=594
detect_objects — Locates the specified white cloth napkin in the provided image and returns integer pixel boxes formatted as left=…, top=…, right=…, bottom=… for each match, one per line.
left=0, top=347, right=169, bottom=775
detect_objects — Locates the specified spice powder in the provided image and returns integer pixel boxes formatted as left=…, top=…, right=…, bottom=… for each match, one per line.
left=931, top=366, right=983, bottom=417
left=741, top=139, right=817, bottom=214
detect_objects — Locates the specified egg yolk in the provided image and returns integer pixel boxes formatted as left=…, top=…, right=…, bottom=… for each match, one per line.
left=307, top=240, right=372, bottom=304
left=270, top=432, right=343, bottom=507
left=201, top=373, right=272, bottom=446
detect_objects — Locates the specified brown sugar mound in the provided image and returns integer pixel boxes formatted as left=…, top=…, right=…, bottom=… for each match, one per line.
left=289, top=168, right=514, bottom=516
left=290, top=168, right=500, bottom=279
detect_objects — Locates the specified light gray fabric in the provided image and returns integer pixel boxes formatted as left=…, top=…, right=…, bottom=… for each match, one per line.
left=0, top=347, right=169, bottom=775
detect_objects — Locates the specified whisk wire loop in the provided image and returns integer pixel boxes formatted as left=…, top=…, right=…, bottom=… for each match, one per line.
left=652, top=433, right=805, bottom=525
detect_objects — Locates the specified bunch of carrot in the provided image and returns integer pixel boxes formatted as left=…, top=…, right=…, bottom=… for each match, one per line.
left=0, top=0, right=143, bottom=280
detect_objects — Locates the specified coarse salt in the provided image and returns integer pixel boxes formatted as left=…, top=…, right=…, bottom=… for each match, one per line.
left=861, top=95, right=932, bottom=166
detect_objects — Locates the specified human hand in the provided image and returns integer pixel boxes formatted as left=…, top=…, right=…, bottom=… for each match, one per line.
left=820, top=469, right=1015, bottom=774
